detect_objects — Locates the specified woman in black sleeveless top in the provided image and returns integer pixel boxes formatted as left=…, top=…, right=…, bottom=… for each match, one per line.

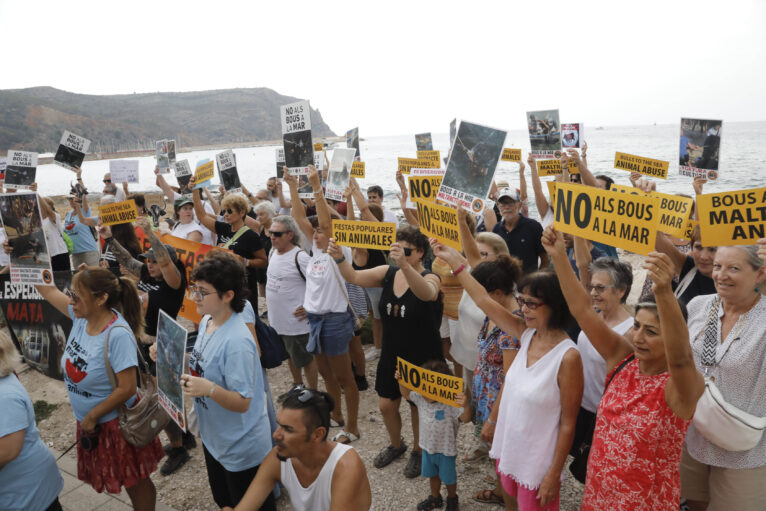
left=329, top=225, right=443, bottom=477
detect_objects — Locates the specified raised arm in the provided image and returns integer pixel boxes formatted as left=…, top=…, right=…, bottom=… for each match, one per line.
left=572, top=235, right=593, bottom=287
left=566, top=149, right=597, bottom=188
left=431, top=241, right=527, bottom=338
left=190, top=178, right=217, bottom=232
left=528, top=154, right=550, bottom=220
left=396, top=171, right=419, bottom=227
left=518, top=160, right=528, bottom=204
left=328, top=239, right=389, bottom=288
left=309, top=166, right=332, bottom=233
left=98, top=224, right=143, bottom=278
left=654, top=232, right=688, bottom=275
left=276, top=180, right=291, bottom=209
left=135, top=217, right=182, bottom=289
left=350, top=179, right=377, bottom=222
left=154, top=167, right=176, bottom=201
left=284, top=168, right=314, bottom=242
left=203, top=186, right=221, bottom=216
left=391, top=242, right=440, bottom=302
left=33, top=283, right=70, bottom=316
left=344, top=186, right=356, bottom=221
left=73, top=198, right=97, bottom=227
left=458, top=208, right=481, bottom=268
left=541, top=226, right=633, bottom=370
left=646, top=252, right=705, bottom=419
left=692, top=177, right=706, bottom=221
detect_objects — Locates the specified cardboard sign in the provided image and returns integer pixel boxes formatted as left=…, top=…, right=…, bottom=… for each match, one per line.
left=610, top=183, right=650, bottom=197
left=281, top=100, right=314, bottom=175
left=397, top=357, right=463, bottom=408
left=527, top=109, right=561, bottom=158
left=561, top=123, right=584, bottom=149
left=408, top=174, right=442, bottom=203
left=682, top=218, right=698, bottom=241
left=332, top=220, right=395, bottom=250
left=697, top=187, right=766, bottom=246
left=413, top=199, right=462, bottom=251
left=351, top=161, right=365, bottom=178
left=438, top=120, right=506, bottom=213
left=0, top=193, right=53, bottom=285
left=653, top=191, right=695, bottom=238
left=156, top=310, right=187, bottom=431
left=325, top=148, right=357, bottom=201
left=398, top=157, right=439, bottom=175
left=501, top=148, right=522, bottom=162
left=537, top=159, right=562, bottom=177
left=54, top=131, right=90, bottom=171
left=415, top=133, right=433, bottom=151
left=275, top=148, right=285, bottom=179
left=679, top=118, right=722, bottom=180
left=155, top=139, right=176, bottom=173
left=553, top=183, right=660, bottom=255
left=416, top=150, right=440, bottom=166
left=109, top=160, right=139, bottom=183
left=313, top=142, right=323, bottom=152
left=99, top=199, right=138, bottom=226
left=174, top=159, right=192, bottom=195
left=346, top=127, right=360, bottom=159
left=193, top=160, right=215, bottom=186
left=5, top=151, right=38, bottom=190
left=614, top=152, right=669, bottom=180
left=0, top=156, right=6, bottom=181
left=216, top=149, right=241, bottom=192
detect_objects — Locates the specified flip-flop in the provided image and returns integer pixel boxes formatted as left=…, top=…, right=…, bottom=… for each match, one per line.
left=472, top=488, right=503, bottom=505
left=332, top=430, right=359, bottom=444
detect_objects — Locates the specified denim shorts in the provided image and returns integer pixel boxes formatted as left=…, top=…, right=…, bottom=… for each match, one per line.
left=305, top=311, right=354, bottom=356
left=421, top=450, right=457, bottom=485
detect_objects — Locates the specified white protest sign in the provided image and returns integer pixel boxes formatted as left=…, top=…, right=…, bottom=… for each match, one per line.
left=109, top=160, right=139, bottom=183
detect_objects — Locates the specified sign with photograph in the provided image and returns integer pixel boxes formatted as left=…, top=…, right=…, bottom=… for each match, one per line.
left=561, top=123, right=584, bottom=149
left=5, top=151, right=38, bottom=190
left=156, top=310, right=188, bottom=431
left=325, top=148, right=357, bottom=201
left=526, top=109, right=561, bottom=158
left=54, top=131, right=90, bottom=171
left=415, top=133, right=433, bottom=151
left=346, top=127, right=360, bottom=160
left=216, top=149, right=241, bottom=192
left=174, top=159, right=192, bottom=196
left=0, top=193, right=53, bottom=285
left=281, top=100, right=314, bottom=175
left=679, top=118, right=722, bottom=180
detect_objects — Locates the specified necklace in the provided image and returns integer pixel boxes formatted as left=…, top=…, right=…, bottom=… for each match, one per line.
left=195, top=317, right=219, bottom=362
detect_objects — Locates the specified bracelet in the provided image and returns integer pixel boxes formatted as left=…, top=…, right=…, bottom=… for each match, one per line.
left=334, top=256, right=346, bottom=264
left=313, top=190, right=322, bottom=196
left=487, top=418, right=496, bottom=425
left=450, top=263, right=466, bottom=276
left=208, top=383, right=216, bottom=398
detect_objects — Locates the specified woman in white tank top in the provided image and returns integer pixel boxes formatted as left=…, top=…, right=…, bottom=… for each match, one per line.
left=432, top=241, right=583, bottom=511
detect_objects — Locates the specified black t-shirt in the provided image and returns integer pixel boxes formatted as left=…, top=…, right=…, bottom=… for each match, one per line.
left=138, top=259, right=187, bottom=336
left=673, top=255, right=716, bottom=305
left=214, top=221, right=264, bottom=295
left=353, top=248, right=387, bottom=271
left=492, top=215, right=545, bottom=274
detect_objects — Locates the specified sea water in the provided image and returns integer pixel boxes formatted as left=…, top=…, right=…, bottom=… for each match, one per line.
left=33, top=121, right=765, bottom=222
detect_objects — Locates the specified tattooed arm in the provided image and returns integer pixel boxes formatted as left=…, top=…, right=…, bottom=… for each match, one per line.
left=98, top=224, right=143, bottom=278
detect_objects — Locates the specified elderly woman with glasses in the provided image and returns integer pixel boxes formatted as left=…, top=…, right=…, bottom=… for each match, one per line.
left=190, top=178, right=267, bottom=311
left=182, top=254, right=274, bottom=510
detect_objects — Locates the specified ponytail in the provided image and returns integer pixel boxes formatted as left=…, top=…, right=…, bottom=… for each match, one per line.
left=116, top=276, right=145, bottom=338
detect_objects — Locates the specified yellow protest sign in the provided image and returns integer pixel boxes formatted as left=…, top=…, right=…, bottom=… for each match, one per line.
left=350, top=161, right=365, bottom=178
left=682, top=219, right=698, bottom=241
left=653, top=191, right=695, bottom=238
left=332, top=220, right=395, bottom=250
left=194, top=160, right=214, bottom=183
left=398, top=157, right=439, bottom=175
left=408, top=175, right=442, bottom=203
left=546, top=181, right=557, bottom=210
left=610, top=183, right=650, bottom=197
left=537, top=159, right=561, bottom=176
left=313, top=142, right=323, bottom=152
left=501, top=148, right=522, bottom=162
left=613, top=152, right=669, bottom=179
left=697, top=187, right=766, bottom=246
left=413, top=199, right=461, bottom=251
left=99, top=199, right=138, bottom=226
left=553, top=183, right=660, bottom=255
left=396, top=357, right=463, bottom=407
left=416, top=150, right=441, bottom=166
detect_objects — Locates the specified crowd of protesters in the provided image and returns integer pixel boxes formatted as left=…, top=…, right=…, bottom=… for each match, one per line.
left=0, top=134, right=765, bottom=511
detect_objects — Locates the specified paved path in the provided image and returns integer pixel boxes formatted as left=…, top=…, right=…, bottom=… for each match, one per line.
left=54, top=448, right=177, bottom=511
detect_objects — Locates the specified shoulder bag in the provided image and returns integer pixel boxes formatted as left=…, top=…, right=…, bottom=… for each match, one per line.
left=104, top=325, right=170, bottom=447
left=692, top=296, right=766, bottom=451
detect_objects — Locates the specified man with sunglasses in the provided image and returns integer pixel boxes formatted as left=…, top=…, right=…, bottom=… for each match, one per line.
left=492, top=187, right=548, bottom=274
left=102, top=172, right=127, bottom=201
left=225, top=388, right=372, bottom=511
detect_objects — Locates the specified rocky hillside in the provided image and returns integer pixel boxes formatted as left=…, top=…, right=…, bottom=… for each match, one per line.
left=0, top=86, right=336, bottom=153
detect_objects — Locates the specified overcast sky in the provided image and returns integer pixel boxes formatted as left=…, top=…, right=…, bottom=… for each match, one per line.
left=1, top=0, right=764, bottom=136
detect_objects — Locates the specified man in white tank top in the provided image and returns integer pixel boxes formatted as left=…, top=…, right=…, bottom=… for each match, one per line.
left=224, top=389, right=372, bottom=511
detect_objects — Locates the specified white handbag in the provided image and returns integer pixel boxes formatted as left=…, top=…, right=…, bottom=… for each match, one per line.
left=692, top=297, right=766, bottom=451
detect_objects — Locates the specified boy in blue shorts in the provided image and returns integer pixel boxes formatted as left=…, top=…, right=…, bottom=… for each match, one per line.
left=396, top=359, right=463, bottom=511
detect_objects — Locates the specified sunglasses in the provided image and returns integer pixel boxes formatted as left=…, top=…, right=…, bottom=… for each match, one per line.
left=189, top=285, right=215, bottom=299
left=224, top=208, right=238, bottom=215
left=64, top=288, right=82, bottom=303
left=269, top=230, right=286, bottom=237
left=102, top=179, right=111, bottom=183
left=403, top=247, right=413, bottom=256
left=516, top=297, right=545, bottom=310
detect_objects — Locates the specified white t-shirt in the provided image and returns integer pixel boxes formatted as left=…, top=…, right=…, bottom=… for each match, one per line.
left=303, top=242, right=352, bottom=315
left=579, top=316, right=634, bottom=413
left=171, top=221, right=205, bottom=242
left=269, top=195, right=290, bottom=215
left=42, top=213, right=68, bottom=257
left=382, top=208, right=397, bottom=224
left=171, top=191, right=215, bottom=245
left=266, top=246, right=311, bottom=335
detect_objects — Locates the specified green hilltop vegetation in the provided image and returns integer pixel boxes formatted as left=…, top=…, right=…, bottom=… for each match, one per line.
left=0, top=86, right=336, bottom=154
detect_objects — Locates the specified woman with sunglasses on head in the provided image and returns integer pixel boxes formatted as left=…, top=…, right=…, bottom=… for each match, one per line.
left=26, top=265, right=162, bottom=510
left=328, top=224, right=444, bottom=480
left=431, top=238, right=582, bottom=511
left=283, top=166, right=361, bottom=447
left=182, top=254, right=275, bottom=510
left=190, top=177, right=267, bottom=311
left=540, top=226, right=704, bottom=511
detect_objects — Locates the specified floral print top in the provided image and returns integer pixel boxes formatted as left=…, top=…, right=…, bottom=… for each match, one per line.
left=471, top=317, right=519, bottom=423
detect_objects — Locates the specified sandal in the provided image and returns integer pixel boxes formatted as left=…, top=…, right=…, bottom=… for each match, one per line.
left=472, top=488, right=503, bottom=505
left=373, top=440, right=408, bottom=469
left=462, top=448, right=488, bottom=463
left=332, top=430, right=359, bottom=444
left=417, top=494, right=444, bottom=510
left=330, top=417, right=345, bottom=428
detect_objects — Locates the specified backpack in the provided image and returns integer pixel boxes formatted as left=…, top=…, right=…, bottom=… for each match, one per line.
left=255, top=315, right=289, bottom=369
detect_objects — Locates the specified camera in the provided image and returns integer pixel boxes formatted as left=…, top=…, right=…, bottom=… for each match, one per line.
left=80, top=425, right=100, bottom=451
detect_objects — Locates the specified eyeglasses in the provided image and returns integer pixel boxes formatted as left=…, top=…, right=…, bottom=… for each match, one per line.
left=102, top=179, right=111, bottom=183
left=270, top=231, right=286, bottom=237
left=189, top=285, right=215, bottom=299
left=479, top=251, right=490, bottom=259
left=586, top=284, right=616, bottom=294
left=516, top=297, right=545, bottom=310
left=64, top=288, right=81, bottom=303
left=498, top=199, right=518, bottom=207
left=403, top=247, right=413, bottom=256
left=224, top=208, right=237, bottom=215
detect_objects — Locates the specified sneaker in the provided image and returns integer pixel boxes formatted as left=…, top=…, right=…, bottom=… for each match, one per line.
left=160, top=447, right=190, bottom=475
left=417, top=494, right=444, bottom=510
left=354, top=373, right=369, bottom=391
left=373, top=441, right=408, bottom=469
left=278, top=383, right=304, bottom=401
left=365, top=347, right=381, bottom=361
left=403, top=450, right=422, bottom=478
left=446, top=495, right=459, bottom=511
